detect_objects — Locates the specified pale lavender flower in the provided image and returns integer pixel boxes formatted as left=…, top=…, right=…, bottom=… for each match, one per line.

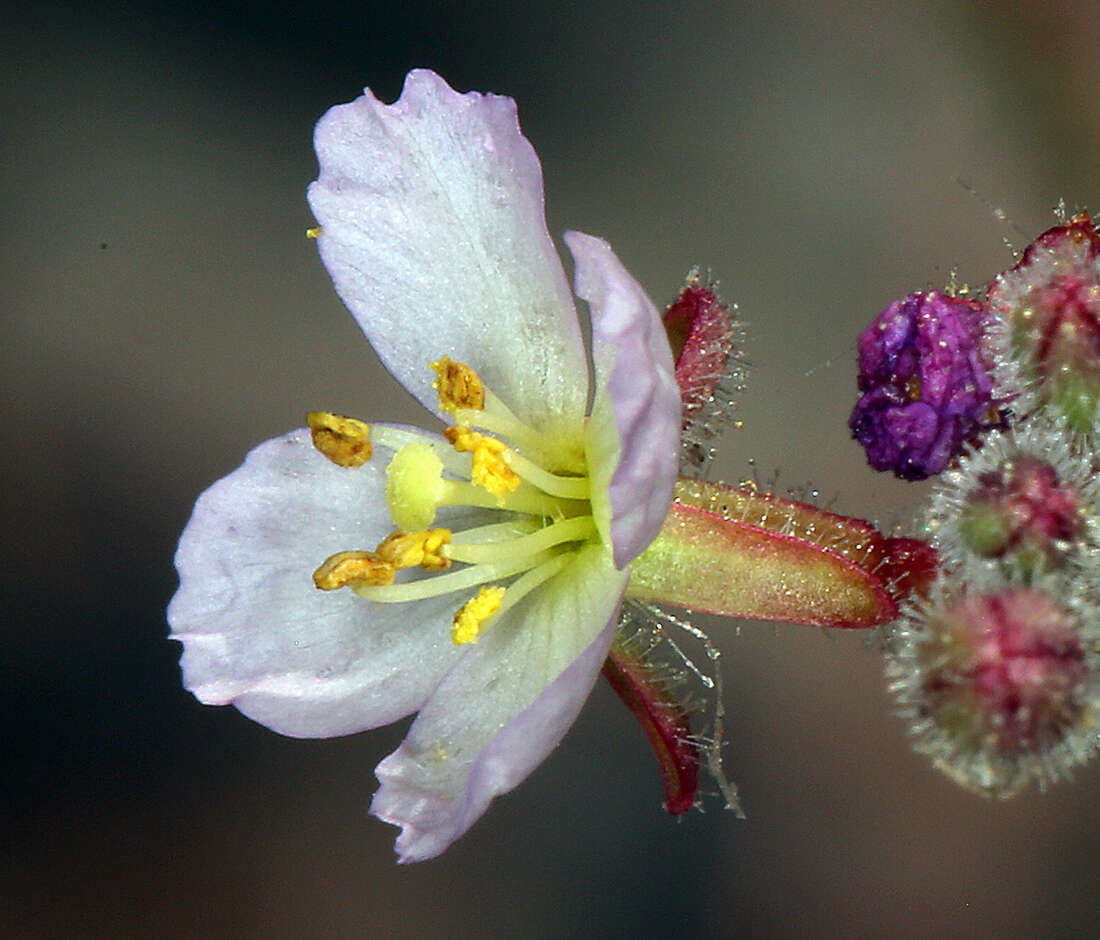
left=168, top=71, right=680, bottom=862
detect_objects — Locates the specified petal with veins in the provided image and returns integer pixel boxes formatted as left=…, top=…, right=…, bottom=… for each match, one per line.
left=169, top=428, right=481, bottom=738
left=308, top=70, right=588, bottom=444
left=371, top=543, right=627, bottom=862
left=566, top=231, right=680, bottom=568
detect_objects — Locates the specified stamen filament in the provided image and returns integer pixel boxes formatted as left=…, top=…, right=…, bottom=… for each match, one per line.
left=449, top=519, right=543, bottom=544
left=502, top=451, right=590, bottom=499
left=446, top=516, right=597, bottom=565
left=451, top=553, right=576, bottom=645
left=453, top=389, right=527, bottom=438
left=370, top=425, right=473, bottom=477
left=491, top=553, right=574, bottom=620
left=437, top=480, right=588, bottom=519
left=353, top=547, right=563, bottom=603
left=453, top=399, right=585, bottom=473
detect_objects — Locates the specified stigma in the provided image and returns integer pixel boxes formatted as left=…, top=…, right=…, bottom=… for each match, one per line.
left=309, top=359, right=599, bottom=645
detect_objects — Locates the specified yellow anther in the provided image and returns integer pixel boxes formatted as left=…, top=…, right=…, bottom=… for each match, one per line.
left=307, top=412, right=372, bottom=467
left=444, top=426, right=521, bottom=502
left=306, top=226, right=322, bottom=239
left=452, top=585, right=506, bottom=645
left=375, top=528, right=453, bottom=571
left=431, top=356, right=485, bottom=413
left=312, top=551, right=395, bottom=590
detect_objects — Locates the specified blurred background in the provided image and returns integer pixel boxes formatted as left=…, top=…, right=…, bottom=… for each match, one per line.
left=5, top=0, right=1100, bottom=936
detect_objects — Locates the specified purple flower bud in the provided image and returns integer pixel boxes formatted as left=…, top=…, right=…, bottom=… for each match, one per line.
left=850, top=291, right=999, bottom=480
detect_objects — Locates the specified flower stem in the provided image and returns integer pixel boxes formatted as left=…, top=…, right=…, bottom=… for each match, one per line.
left=628, top=478, right=935, bottom=628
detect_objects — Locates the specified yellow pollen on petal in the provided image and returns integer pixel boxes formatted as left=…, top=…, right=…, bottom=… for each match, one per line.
left=313, top=551, right=395, bottom=590
left=307, top=412, right=372, bottom=467
left=374, top=528, right=453, bottom=570
left=452, top=585, right=506, bottom=645
left=305, top=226, right=322, bottom=239
left=444, top=426, right=521, bottom=502
left=431, top=356, right=485, bottom=413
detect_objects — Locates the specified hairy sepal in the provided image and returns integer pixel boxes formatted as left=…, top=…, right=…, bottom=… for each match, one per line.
left=662, top=271, right=747, bottom=472
left=602, top=631, right=700, bottom=815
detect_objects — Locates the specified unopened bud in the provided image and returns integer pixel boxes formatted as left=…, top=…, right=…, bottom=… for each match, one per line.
left=888, top=581, right=1099, bottom=796
left=924, top=420, right=1098, bottom=581
left=986, top=213, right=1100, bottom=436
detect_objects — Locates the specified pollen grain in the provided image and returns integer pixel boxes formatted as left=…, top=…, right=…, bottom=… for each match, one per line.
left=452, top=586, right=506, bottom=645
left=431, top=356, right=486, bottom=413
left=375, top=528, right=453, bottom=570
left=313, top=551, right=395, bottom=590
left=307, top=412, right=372, bottom=467
left=445, top=426, right=521, bottom=501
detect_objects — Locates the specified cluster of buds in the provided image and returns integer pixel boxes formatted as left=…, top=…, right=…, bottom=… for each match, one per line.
left=851, top=212, right=1100, bottom=796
